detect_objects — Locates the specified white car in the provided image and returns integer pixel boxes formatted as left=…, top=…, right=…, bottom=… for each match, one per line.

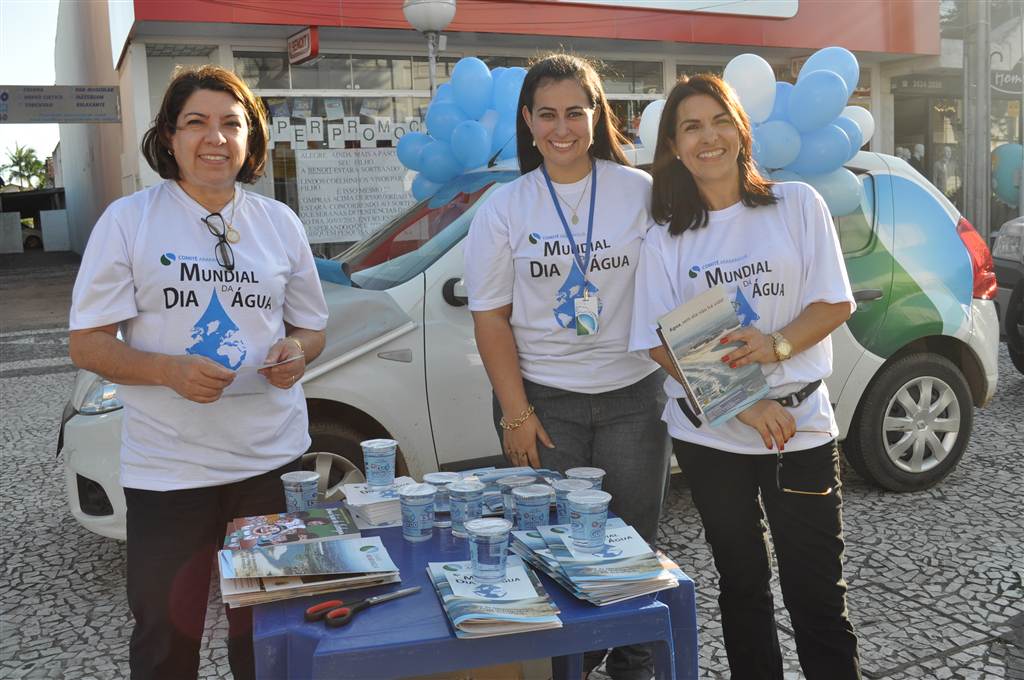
left=60, top=150, right=999, bottom=539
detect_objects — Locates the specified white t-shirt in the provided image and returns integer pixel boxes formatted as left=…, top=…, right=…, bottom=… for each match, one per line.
left=629, top=181, right=855, bottom=454
left=70, top=180, right=329, bottom=490
left=464, top=160, right=657, bottom=394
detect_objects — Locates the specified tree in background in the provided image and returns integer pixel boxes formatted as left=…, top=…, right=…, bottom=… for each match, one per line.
left=0, top=144, right=47, bottom=189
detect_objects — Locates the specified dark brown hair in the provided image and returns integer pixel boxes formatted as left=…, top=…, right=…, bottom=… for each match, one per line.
left=651, top=74, right=776, bottom=235
left=515, top=53, right=631, bottom=174
left=141, top=65, right=269, bottom=184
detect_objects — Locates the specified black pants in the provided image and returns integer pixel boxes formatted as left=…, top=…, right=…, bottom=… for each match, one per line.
left=124, top=457, right=301, bottom=680
left=673, top=439, right=861, bottom=680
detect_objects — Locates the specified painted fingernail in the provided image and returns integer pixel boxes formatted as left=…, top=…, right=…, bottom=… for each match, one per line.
left=720, top=338, right=728, bottom=344
left=730, top=363, right=738, bottom=369
left=721, top=355, right=730, bottom=363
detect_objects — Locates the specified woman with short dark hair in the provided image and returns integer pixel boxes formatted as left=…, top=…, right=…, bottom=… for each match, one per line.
left=69, top=65, right=328, bottom=680
left=630, top=74, right=861, bottom=678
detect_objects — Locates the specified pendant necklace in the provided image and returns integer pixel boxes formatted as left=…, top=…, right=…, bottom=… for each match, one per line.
left=224, top=191, right=241, bottom=244
left=550, top=175, right=591, bottom=225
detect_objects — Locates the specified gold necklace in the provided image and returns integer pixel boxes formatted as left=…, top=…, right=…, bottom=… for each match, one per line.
left=550, top=176, right=590, bottom=225
left=224, top=191, right=240, bottom=244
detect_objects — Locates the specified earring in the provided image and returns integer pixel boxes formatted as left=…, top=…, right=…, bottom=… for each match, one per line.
left=531, top=139, right=536, bottom=147
left=167, top=149, right=174, bottom=156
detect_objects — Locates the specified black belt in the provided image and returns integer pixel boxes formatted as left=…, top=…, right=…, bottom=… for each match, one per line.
left=675, top=379, right=822, bottom=428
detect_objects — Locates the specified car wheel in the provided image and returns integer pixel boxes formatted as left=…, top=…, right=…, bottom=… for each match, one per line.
left=1006, top=282, right=1024, bottom=375
left=23, top=235, right=42, bottom=249
left=307, top=419, right=371, bottom=472
left=848, top=353, right=973, bottom=492
left=838, top=440, right=871, bottom=482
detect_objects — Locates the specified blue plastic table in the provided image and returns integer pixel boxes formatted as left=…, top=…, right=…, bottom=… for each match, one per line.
left=253, top=523, right=698, bottom=680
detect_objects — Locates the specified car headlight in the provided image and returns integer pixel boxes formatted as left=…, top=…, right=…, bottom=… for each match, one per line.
left=992, top=220, right=1024, bottom=264
left=78, top=376, right=122, bottom=414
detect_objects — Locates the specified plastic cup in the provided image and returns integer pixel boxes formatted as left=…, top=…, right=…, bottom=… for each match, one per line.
left=496, top=475, right=537, bottom=523
left=565, top=466, right=606, bottom=490
left=361, top=439, right=398, bottom=488
left=567, top=489, right=612, bottom=552
left=512, top=484, right=553, bottom=531
left=281, top=470, right=319, bottom=512
left=398, top=483, right=437, bottom=543
left=551, top=478, right=593, bottom=525
left=447, top=480, right=486, bottom=538
left=423, top=471, right=461, bottom=528
left=465, top=517, right=512, bottom=583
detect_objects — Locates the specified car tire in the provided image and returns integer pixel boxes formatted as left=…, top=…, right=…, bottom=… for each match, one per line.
left=23, top=235, right=42, bottom=250
left=307, top=419, right=370, bottom=473
left=838, top=440, right=872, bottom=482
left=846, top=353, right=973, bottom=492
left=1005, top=282, right=1024, bottom=375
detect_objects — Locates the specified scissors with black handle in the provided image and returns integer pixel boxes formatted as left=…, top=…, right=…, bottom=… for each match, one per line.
left=304, top=586, right=421, bottom=628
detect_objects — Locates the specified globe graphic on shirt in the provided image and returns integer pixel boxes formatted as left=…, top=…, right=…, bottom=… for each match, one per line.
left=473, top=584, right=507, bottom=599
left=733, top=288, right=760, bottom=327
left=186, top=290, right=247, bottom=369
left=553, top=262, right=602, bottom=329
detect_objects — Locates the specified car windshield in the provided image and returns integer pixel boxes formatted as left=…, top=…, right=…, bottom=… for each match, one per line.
left=334, top=170, right=520, bottom=290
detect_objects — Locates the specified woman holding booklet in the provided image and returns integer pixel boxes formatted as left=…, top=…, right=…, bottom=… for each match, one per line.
left=68, top=66, right=327, bottom=680
left=629, top=74, right=861, bottom=679
left=463, top=53, right=669, bottom=680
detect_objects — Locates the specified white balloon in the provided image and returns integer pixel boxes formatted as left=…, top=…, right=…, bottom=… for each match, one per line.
left=723, top=54, right=777, bottom=123
left=639, top=99, right=666, bottom=148
left=842, top=105, right=875, bottom=144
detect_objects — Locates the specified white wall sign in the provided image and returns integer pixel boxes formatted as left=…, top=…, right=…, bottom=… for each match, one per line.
left=295, top=148, right=415, bottom=243
left=554, top=0, right=798, bottom=18
left=0, top=85, right=120, bottom=124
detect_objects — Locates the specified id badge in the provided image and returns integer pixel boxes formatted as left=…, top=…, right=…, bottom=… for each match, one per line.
left=574, top=294, right=600, bottom=336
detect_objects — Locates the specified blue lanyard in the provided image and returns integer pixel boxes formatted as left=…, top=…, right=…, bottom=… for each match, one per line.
left=541, top=160, right=597, bottom=281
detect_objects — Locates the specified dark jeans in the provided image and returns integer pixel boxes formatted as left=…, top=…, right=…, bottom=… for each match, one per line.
left=673, top=439, right=861, bottom=680
left=124, top=456, right=301, bottom=680
left=492, top=371, right=669, bottom=680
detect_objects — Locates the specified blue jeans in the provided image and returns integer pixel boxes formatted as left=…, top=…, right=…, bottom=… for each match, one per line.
left=492, top=370, right=669, bottom=680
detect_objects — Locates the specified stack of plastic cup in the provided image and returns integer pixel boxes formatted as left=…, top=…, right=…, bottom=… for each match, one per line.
left=551, top=478, right=593, bottom=525
left=281, top=470, right=320, bottom=512
left=565, top=466, right=606, bottom=489
left=447, top=480, right=486, bottom=538
left=465, top=517, right=513, bottom=583
left=423, top=471, right=461, bottom=528
left=567, top=489, right=612, bottom=553
left=512, top=484, right=553, bottom=531
left=398, top=483, right=437, bottom=543
left=361, top=439, right=398, bottom=488
left=496, top=475, right=536, bottom=523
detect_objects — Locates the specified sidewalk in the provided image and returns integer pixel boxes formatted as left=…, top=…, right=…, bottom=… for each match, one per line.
left=0, top=251, right=80, bottom=333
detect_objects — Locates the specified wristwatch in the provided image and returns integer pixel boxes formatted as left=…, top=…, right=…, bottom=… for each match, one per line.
left=770, top=332, right=793, bottom=362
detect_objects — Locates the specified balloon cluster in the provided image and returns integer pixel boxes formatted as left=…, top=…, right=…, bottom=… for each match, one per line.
left=991, top=143, right=1022, bottom=208
left=396, top=58, right=527, bottom=201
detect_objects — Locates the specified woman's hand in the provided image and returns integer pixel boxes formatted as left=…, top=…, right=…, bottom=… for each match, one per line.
left=720, top=326, right=776, bottom=368
left=736, top=400, right=796, bottom=451
left=502, top=415, right=554, bottom=469
left=259, top=338, right=306, bottom=390
left=162, top=355, right=236, bottom=403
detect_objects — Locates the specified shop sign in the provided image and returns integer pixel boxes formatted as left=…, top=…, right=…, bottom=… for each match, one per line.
left=0, top=85, right=120, bottom=124
left=287, top=27, right=319, bottom=66
left=294, top=148, right=415, bottom=243
left=269, top=117, right=423, bottom=150
left=890, top=75, right=958, bottom=94
left=992, top=64, right=1022, bottom=96
left=556, top=0, right=798, bottom=18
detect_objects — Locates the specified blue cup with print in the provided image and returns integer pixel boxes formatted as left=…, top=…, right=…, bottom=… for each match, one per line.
left=465, top=517, right=513, bottom=583
left=423, top=471, right=461, bottom=528
left=447, top=480, right=486, bottom=538
left=567, top=489, right=612, bottom=553
left=280, top=470, right=319, bottom=513
left=361, top=438, right=397, bottom=488
left=565, top=466, right=606, bottom=490
left=512, top=484, right=553, bottom=531
left=551, top=478, right=593, bottom=525
left=496, top=475, right=537, bottom=523
left=398, top=483, right=437, bottom=543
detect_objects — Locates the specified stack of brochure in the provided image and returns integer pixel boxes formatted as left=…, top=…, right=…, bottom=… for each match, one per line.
left=341, top=476, right=416, bottom=527
left=426, top=556, right=562, bottom=638
left=510, top=519, right=679, bottom=606
left=218, top=506, right=400, bottom=607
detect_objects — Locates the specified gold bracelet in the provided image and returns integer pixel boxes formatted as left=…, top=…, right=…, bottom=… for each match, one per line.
left=284, top=337, right=304, bottom=355
left=499, top=405, right=535, bottom=431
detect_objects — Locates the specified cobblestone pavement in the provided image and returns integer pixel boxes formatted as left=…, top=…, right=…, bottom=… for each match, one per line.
left=1, top=259, right=1022, bottom=678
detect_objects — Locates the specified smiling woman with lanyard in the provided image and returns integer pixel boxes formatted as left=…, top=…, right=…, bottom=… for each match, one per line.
left=68, top=66, right=327, bottom=680
left=463, top=53, right=668, bottom=680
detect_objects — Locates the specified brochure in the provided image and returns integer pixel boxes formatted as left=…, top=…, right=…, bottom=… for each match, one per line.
left=223, top=506, right=359, bottom=550
left=657, top=284, right=769, bottom=426
left=219, top=535, right=398, bottom=579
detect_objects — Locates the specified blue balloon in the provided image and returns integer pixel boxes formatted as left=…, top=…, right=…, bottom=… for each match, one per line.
left=396, top=131, right=432, bottom=171
left=767, top=82, right=793, bottom=122
left=833, top=116, right=863, bottom=161
left=799, top=46, right=860, bottom=96
left=435, top=82, right=454, bottom=102
left=804, top=167, right=862, bottom=217
left=788, top=70, right=849, bottom=133
left=490, top=115, right=518, bottom=156
left=992, top=143, right=1023, bottom=207
left=770, top=169, right=803, bottom=182
left=786, top=124, right=851, bottom=176
left=494, top=67, right=527, bottom=117
left=452, top=57, right=494, bottom=119
left=419, top=140, right=462, bottom=183
left=754, top=120, right=801, bottom=169
left=451, top=120, right=491, bottom=169
left=411, top=173, right=442, bottom=201
left=425, top=100, right=468, bottom=143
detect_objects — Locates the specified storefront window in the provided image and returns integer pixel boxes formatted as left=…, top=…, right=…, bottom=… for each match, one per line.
left=677, top=64, right=724, bottom=80
left=411, top=56, right=458, bottom=91
left=234, top=51, right=290, bottom=89
left=291, top=55, right=351, bottom=90
left=353, top=56, right=397, bottom=91
left=600, top=60, right=663, bottom=95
